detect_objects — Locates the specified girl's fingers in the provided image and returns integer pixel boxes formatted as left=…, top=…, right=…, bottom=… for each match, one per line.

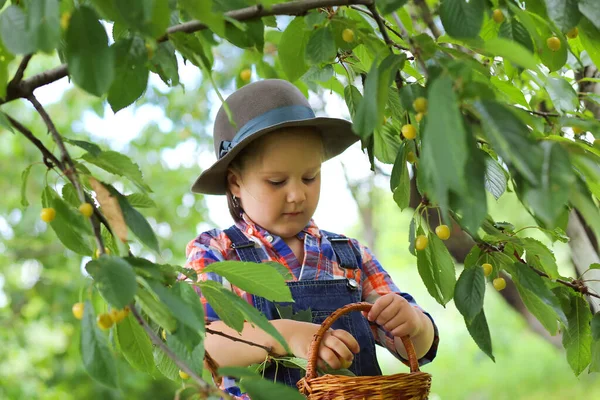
left=383, top=312, right=406, bottom=333
left=374, top=303, right=400, bottom=326
left=330, top=329, right=360, bottom=354
left=322, top=333, right=354, bottom=363
left=368, top=294, right=394, bottom=321
left=318, top=345, right=342, bottom=370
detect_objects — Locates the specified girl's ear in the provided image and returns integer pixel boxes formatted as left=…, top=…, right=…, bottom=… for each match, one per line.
left=227, top=169, right=242, bottom=198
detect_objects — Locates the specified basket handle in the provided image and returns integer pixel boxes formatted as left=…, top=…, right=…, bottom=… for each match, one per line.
left=305, top=302, right=420, bottom=380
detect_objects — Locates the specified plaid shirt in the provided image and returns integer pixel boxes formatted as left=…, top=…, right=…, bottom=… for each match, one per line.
left=185, top=214, right=439, bottom=398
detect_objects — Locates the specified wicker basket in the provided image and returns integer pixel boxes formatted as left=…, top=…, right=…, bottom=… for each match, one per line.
left=296, top=302, right=431, bottom=400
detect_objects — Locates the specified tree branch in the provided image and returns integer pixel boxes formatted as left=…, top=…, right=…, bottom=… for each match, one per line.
left=9, top=54, right=33, bottom=88
left=5, top=113, right=64, bottom=170
left=413, top=0, right=441, bottom=39
left=391, top=11, right=428, bottom=78
left=206, top=327, right=273, bottom=353
left=2, top=0, right=376, bottom=105
left=129, top=305, right=233, bottom=399
left=365, top=4, right=404, bottom=89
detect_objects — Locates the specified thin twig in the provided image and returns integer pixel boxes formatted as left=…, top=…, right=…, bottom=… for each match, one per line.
left=5, top=113, right=64, bottom=171
left=413, top=0, right=441, bottom=39
left=206, top=327, right=273, bottom=353
left=349, top=5, right=408, bottom=48
left=391, top=11, right=428, bottom=78
left=513, top=106, right=560, bottom=118
left=27, top=94, right=105, bottom=253
left=366, top=4, right=404, bottom=90
left=10, top=54, right=33, bottom=87
left=130, top=305, right=233, bottom=399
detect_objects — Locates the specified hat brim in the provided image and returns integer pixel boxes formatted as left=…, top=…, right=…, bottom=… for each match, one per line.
left=191, top=117, right=359, bottom=195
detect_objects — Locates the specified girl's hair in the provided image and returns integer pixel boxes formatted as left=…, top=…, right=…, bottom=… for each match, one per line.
left=225, top=127, right=324, bottom=223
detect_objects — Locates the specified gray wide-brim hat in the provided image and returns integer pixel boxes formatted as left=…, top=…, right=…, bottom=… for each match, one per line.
left=191, top=79, right=360, bottom=195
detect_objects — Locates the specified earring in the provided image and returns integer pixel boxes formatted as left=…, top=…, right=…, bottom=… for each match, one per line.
left=232, top=195, right=239, bottom=207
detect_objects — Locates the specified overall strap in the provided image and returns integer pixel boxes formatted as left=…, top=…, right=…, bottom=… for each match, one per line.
left=322, top=231, right=361, bottom=270
left=223, top=226, right=263, bottom=263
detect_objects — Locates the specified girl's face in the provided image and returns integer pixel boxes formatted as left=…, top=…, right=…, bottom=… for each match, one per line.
left=227, top=127, right=323, bottom=240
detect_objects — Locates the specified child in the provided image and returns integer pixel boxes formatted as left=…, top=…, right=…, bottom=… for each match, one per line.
left=185, top=79, right=438, bottom=397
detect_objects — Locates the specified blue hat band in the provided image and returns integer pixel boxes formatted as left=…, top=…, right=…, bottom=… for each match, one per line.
left=218, top=105, right=316, bottom=159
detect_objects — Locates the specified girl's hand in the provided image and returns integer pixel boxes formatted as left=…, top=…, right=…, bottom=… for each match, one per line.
left=365, top=293, right=424, bottom=338
left=274, top=320, right=360, bottom=370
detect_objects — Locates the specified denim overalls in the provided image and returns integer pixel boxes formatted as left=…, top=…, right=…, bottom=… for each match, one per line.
left=223, top=225, right=382, bottom=388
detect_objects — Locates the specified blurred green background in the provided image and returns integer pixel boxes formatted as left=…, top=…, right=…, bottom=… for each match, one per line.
left=2, top=51, right=599, bottom=400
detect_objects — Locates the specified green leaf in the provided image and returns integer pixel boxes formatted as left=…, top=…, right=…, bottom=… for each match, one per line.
left=505, top=262, right=567, bottom=325
left=147, top=281, right=205, bottom=335
left=421, top=75, right=468, bottom=215
left=116, top=191, right=160, bottom=252
left=200, top=281, right=290, bottom=354
left=20, top=165, right=32, bottom=207
left=305, top=26, right=337, bottom=65
left=149, top=42, right=179, bottom=86
left=408, top=217, right=416, bottom=256
left=115, top=0, right=170, bottom=37
left=85, top=256, right=137, bottom=309
left=522, top=237, right=559, bottom=279
left=125, top=193, right=157, bottom=208
left=52, top=195, right=90, bottom=234
left=377, top=0, right=409, bottom=15
left=202, top=261, right=293, bottom=302
left=28, top=0, right=61, bottom=53
left=135, top=285, right=178, bottom=333
left=454, top=266, right=485, bottom=323
left=82, top=150, right=151, bottom=192
left=344, top=84, right=362, bottom=120
left=590, top=339, right=600, bottom=373
left=278, top=17, right=309, bottom=82
left=391, top=142, right=410, bottom=210
left=108, top=37, right=149, bottom=112
left=499, top=20, right=534, bottom=53
left=521, top=142, right=575, bottom=228
left=61, top=183, right=80, bottom=208
left=465, top=309, right=495, bottom=362
left=240, top=378, right=306, bottom=400
left=66, top=6, right=114, bottom=96
left=592, top=312, right=600, bottom=341
left=562, top=295, right=592, bottom=376
left=578, top=18, right=600, bottom=72
left=199, top=280, right=245, bottom=331
left=483, top=153, right=507, bottom=200
left=474, top=100, right=542, bottom=185
left=480, top=38, right=540, bottom=71
left=517, top=282, right=559, bottom=335
left=439, top=0, right=485, bottom=39
left=591, top=264, right=600, bottom=271
left=416, top=227, right=456, bottom=307
left=490, top=76, right=529, bottom=108
left=374, top=120, right=402, bottom=164
left=154, top=346, right=179, bottom=381
left=0, top=109, right=14, bottom=132
left=115, top=313, right=155, bottom=374
left=570, top=181, right=600, bottom=246
left=0, top=6, right=35, bottom=54
left=179, top=0, right=225, bottom=37
left=545, top=77, right=579, bottom=113
left=544, top=0, right=582, bottom=32
left=579, top=0, right=600, bottom=31
left=166, top=326, right=204, bottom=376
left=64, top=138, right=102, bottom=156
left=81, top=300, right=118, bottom=387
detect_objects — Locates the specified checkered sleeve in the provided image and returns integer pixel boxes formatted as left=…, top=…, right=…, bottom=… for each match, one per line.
left=184, top=231, right=230, bottom=323
left=354, top=240, right=439, bottom=366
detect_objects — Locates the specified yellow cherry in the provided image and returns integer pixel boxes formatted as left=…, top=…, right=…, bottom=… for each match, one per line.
left=415, top=112, right=425, bottom=123
left=435, top=225, right=451, bottom=240
left=413, top=97, right=428, bottom=113
left=79, top=202, right=94, bottom=218
left=482, top=263, right=493, bottom=277
left=179, top=370, right=190, bottom=380
left=415, top=235, right=428, bottom=251
left=492, top=9, right=504, bottom=24
left=406, top=151, right=417, bottom=164
left=240, top=68, right=251, bottom=82
left=493, top=277, right=506, bottom=291
left=94, top=247, right=111, bottom=258
left=572, top=126, right=584, bottom=135
left=162, top=329, right=167, bottom=341
left=40, top=208, right=56, bottom=223
left=546, top=36, right=561, bottom=52
left=72, top=302, right=84, bottom=320
left=342, top=28, right=355, bottom=43
left=566, top=27, right=578, bottom=39
left=97, top=313, right=114, bottom=330
left=340, top=359, right=353, bottom=369
left=401, top=124, right=417, bottom=140
left=60, top=12, right=71, bottom=30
